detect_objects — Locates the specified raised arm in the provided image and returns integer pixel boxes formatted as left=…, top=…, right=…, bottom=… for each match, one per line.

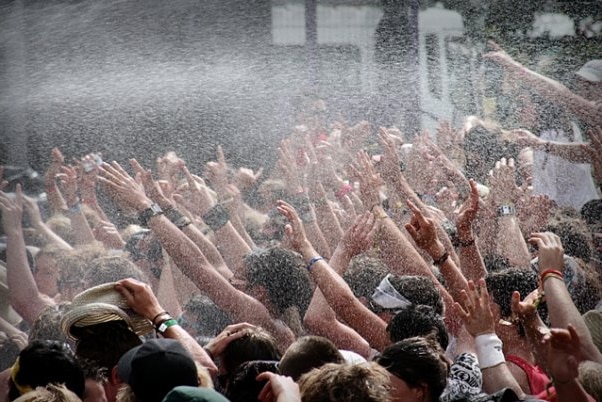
left=455, top=179, right=487, bottom=282
left=22, top=195, right=72, bottom=251
left=1, top=185, right=54, bottom=324
left=303, top=211, right=378, bottom=357
left=56, top=165, right=96, bottom=245
left=43, top=148, right=68, bottom=215
left=528, top=232, right=602, bottom=363
left=484, top=43, right=602, bottom=127
left=99, top=160, right=295, bottom=351
left=277, top=200, right=390, bottom=351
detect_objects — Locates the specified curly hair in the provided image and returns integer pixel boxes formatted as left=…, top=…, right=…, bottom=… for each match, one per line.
left=244, top=247, right=313, bottom=317
left=343, top=254, right=389, bottom=300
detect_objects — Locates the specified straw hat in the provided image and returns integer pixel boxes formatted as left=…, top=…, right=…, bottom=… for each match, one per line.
left=60, top=282, right=154, bottom=341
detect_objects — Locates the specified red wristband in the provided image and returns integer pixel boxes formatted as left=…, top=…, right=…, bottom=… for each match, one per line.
left=540, top=269, right=563, bottom=279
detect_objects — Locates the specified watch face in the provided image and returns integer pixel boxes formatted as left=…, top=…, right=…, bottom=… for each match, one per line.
left=151, top=203, right=163, bottom=214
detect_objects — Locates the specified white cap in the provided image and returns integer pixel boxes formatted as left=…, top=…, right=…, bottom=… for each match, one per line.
left=576, top=60, right=602, bottom=83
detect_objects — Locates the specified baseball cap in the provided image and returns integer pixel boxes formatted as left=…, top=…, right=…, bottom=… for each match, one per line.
left=117, top=339, right=199, bottom=402
left=576, top=59, right=602, bottom=82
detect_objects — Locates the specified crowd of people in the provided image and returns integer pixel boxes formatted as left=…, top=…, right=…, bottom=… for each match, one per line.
left=0, top=44, right=601, bottom=402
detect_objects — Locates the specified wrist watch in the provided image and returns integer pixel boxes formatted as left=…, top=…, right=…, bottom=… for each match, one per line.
left=497, top=205, right=516, bottom=217
left=138, top=203, right=163, bottom=227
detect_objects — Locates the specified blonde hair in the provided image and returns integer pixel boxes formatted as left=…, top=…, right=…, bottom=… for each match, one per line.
left=579, top=361, right=602, bottom=402
left=299, top=363, right=390, bottom=402
left=13, top=384, right=81, bottom=402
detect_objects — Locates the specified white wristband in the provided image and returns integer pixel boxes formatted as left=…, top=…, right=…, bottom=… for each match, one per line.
left=475, top=333, right=505, bottom=369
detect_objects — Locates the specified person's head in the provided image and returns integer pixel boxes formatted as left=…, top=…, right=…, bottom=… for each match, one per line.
left=343, top=254, right=389, bottom=302
left=485, top=267, right=541, bottom=336
left=575, top=59, right=602, bottom=101
left=29, top=302, right=71, bottom=344
left=578, top=360, right=602, bottom=402
left=546, top=212, right=593, bottom=263
left=243, top=247, right=313, bottom=318
left=463, top=122, right=507, bottom=183
left=376, top=337, right=449, bottom=402
left=83, top=256, right=147, bottom=289
left=33, top=245, right=66, bottom=298
left=72, top=321, right=143, bottom=376
left=369, top=274, right=444, bottom=322
left=181, top=295, right=232, bottom=343
left=58, top=244, right=108, bottom=301
left=8, top=340, right=85, bottom=401
left=12, top=384, right=82, bottom=402
left=225, top=360, right=279, bottom=402
left=387, top=304, right=449, bottom=350
left=218, top=327, right=281, bottom=391
left=279, top=336, right=344, bottom=381
left=45, top=214, right=76, bottom=246
left=299, top=362, right=390, bottom=402
left=117, top=339, right=199, bottom=402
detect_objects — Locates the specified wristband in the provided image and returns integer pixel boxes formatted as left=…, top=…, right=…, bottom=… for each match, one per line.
left=156, top=318, right=178, bottom=334
left=432, top=251, right=449, bottom=266
left=540, top=269, right=563, bottom=285
left=163, top=207, right=192, bottom=230
left=151, top=311, right=169, bottom=326
left=139, top=203, right=163, bottom=227
left=458, top=238, right=475, bottom=247
left=67, top=201, right=81, bottom=214
left=202, top=204, right=230, bottom=231
left=475, top=333, right=505, bottom=369
left=497, top=205, right=516, bottom=217
left=306, top=256, right=324, bottom=271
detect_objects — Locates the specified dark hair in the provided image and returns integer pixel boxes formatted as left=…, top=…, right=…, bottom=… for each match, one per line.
left=581, top=199, right=602, bottom=225
left=220, top=328, right=281, bottom=380
left=464, top=124, right=506, bottom=183
left=29, top=302, right=71, bottom=343
left=376, top=337, right=449, bottom=402
left=387, top=275, right=444, bottom=316
left=244, top=247, right=313, bottom=317
left=387, top=304, right=449, bottom=350
left=225, top=360, right=279, bottom=402
left=0, top=338, right=21, bottom=372
left=73, top=321, right=142, bottom=372
left=343, top=254, right=389, bottom=300
left=279, top=336, right=344, bottom=381
left=483, top=254, right=512, bottom=273
left=546, top=215, right=593, bottom=263
left=182, top=294, right=233, bottom=339
left=485, top=267, right=545, bottom=336
left=9, top=340, right=85, bottom=401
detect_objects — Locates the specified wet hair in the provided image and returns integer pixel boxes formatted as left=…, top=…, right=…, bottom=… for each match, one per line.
left=244, top=247, right=313, bottom=317
left=376, top=337, right=449, bottom=402
left=9, top=340, right=85, bottom=401
left=387, top=275, right=444, bottom=316
left=343, top=254, right=389, bottom=300
left=279, top=336, right=344, bottom=381
left=72, top=320, right=142, bottom=373
left=225, top=360, right=279, bottom=402
left=82, top=255, right=148, bottom=288
left=29, top=302, right=71, bottom=344
left=546, top=214, right=593, bottom=263
left=219, top=328, right=281, bottom=380
left=58, top=244, right=108, bottom=299
left=485, top=268, right=545, bottom=335
left=387, top=304, right=449, bottom=350
left=182, top=294, right=233, bottom=340
left=0, top=334, right=21, bottom=372
left=299, top=362, right=390, bottom=402
left=581, top=199, right=602, bottom=226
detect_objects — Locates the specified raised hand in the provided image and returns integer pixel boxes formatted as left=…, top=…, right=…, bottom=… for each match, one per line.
left=349, top=151, right=382, bottom=210
left=234, top=166, right=263, bottom=193
left=99, top=161, right=151, bottom=212
left=0, top=184, right=24, bottom=233
left=257, top=372, right=301, bottom=402
left=204, top=322, right=258, bottom=360
left=456, top=179, right=479, bottom=237
left=528, top=232, right=565, bottom=275
left=44, top=147, right=64, bottom=186
left=114, top=278, right=164, bottom=320
left=276, top=200, right=312, bottom=254
left=205, top=145, right=230, bottom=194
left=511, top=289, right=544, bottom=323
left=277, top=139, right=303, bottom=194
left=339, top=211, right=380, bottom=257
left=488, top=157, right=520, bottom=206
left=130, top=159, right=173, bottom=210
left=93, top=219, right=126, bottom=249
left=456, top=278, right=496, bottom=337
left=543, top=325, right=581, bottom=385
left=56, top=165, right=80, bottom=207
left=404, top=199, right=442, bottom=256
left=174, top=164, right=214, bottom=216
